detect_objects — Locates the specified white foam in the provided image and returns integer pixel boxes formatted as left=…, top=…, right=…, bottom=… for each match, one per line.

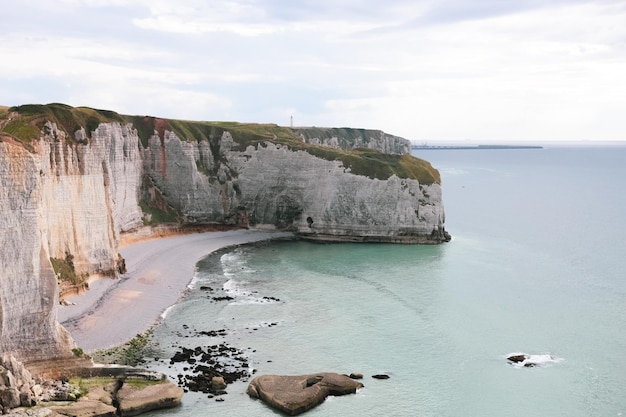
left=228, top=297, right=280, bottom=306
left=223, top=279, right=250, bottom=297
left=187, top=269, right=202, bottom=289
left=223, top=279, right=281, bottom=305
left=506, top=352, right=563, bottom=368
left=160, top=304, right=176, bottom=319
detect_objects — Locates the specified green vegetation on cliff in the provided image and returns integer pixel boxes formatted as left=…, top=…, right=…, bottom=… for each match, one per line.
left=3, top=103, right=125, bottom=143
left=1, top=103, right=440, bottom=184
left=50, top=252, right=85, bottom=285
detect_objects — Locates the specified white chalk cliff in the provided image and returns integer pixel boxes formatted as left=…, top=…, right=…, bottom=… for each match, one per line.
left=0, top=105, right=449, bottom=367
left=294, top=127, right=411, bottom=155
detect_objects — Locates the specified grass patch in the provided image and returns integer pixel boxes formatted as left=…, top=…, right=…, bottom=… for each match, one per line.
left=139, top=199, right=178, bottom=224
left=92, top=331, right=155, bottom=366
left=123, top=378, right=165, bottom=388
left=50, top=252, right=86, bottom=286
left=6, top=103, right=126, bottom=143
left=69, top=376, right=164, bottom=396
left=69, top=376, right=113, bottom=397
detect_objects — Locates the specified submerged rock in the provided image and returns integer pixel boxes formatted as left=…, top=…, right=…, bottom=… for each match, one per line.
left=247, top=373, right=363, bottom=416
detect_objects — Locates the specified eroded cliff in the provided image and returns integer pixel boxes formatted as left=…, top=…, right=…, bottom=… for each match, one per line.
left=1, top=117, right=144, bottom=364
left=0, top=103, right=449, bottom=366
left=294, top=127, right=411, bottom=155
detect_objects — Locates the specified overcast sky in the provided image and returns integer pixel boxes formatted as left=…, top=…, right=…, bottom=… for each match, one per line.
left=2, top=0, right=625, bottom=142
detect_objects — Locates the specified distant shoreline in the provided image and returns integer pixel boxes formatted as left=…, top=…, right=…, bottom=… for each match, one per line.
left=411, top=144, right=543, bottom=150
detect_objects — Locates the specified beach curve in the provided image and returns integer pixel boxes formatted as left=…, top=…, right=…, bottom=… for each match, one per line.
left=57, top=229, right=294, bottom=352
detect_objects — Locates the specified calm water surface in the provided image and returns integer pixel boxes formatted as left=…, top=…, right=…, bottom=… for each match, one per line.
left=144, top=146, right=626, bottom=417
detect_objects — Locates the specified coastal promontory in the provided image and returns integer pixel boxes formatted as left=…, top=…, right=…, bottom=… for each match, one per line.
left=0, top=103, right=449, bottom=413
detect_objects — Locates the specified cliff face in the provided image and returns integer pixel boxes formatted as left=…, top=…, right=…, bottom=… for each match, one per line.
left=0, top=122, right=144, bottom=363
left=232, top=143, right=446, bottom=242
left=0, top=106, right=448, bottom=364
left=294, top=127, right=411, bottom=155
left=38, top=122, right=143, bottom=274
left=142, top=132, right=446, bottom=242
left=0, top=140, right=73, bottom=361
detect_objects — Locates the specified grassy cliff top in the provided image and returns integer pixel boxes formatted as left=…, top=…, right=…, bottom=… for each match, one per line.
left=1, top=103, right=440, bottom=184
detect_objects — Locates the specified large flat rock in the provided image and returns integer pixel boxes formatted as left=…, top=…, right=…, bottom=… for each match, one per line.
left=116, top=381, right=183, bottom=417
left=247, top=373, right=363, bottom=416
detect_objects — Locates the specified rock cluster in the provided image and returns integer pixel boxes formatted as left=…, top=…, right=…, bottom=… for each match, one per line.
left=169, top=337, right=252, bottom=397
left=0, top=354, right=47, bottom=413
left=0, top=354, right=92, bottom=414
left=247, top=373, right=364, bottom=416
left=0, top=354, right=182, bottom=416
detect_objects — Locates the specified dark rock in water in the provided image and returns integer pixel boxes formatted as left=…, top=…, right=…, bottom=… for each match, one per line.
left=247, top=373, right=363, bottom=416
left=372, top=374, right=390, bottom=380
left=169, top=339, right=251, bottom=394
left=212, top=296, right=234, bottom=302
left=507, top=354, right=527, bottom=363
left=506, top=353, right=560, bottom=368
left=349, top=373, right=363, bottom=380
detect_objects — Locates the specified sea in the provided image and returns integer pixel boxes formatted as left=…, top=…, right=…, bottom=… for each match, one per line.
left=142, top=144, right=626, bottom=417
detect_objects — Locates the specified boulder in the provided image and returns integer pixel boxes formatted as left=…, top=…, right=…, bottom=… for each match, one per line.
left=84, top=383, right=115, bottom=405
left=247, top=373, right=363, bottom=416
left=0, top=387, right=21, bottom=409
left=211, top=376, right=227, bottom=391
left=116, top=381, right=183, bottom=417
left=507, top=354, right=527, bottom=363
left=50, top=399, right=117, bottom=417
left=19, top=387, right=35, bottom=407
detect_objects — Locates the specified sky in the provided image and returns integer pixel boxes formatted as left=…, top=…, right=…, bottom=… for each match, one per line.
left=1, top=0, right=625, bottom=142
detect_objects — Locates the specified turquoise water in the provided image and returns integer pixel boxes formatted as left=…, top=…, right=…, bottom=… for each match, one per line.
left=144, top=146, right=626, bottom=416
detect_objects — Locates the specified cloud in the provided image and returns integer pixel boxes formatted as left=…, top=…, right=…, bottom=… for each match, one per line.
left=2, top=0, right=626, bottom=141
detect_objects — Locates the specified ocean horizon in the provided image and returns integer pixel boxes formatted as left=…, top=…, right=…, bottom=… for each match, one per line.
left=141, top=145, right=626, bottom=416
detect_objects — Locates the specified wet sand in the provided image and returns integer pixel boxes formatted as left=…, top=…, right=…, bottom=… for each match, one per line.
left=57, top=230, right=293, bottom=352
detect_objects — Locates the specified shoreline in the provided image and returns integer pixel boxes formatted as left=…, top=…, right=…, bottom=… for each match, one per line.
left=58, top=229, right=294, bottom=352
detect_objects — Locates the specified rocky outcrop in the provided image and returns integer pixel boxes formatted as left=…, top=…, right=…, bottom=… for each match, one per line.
left=247, top=373, right=364, bottom=416
left=0, top=354, right=181, bottom=416
left=116, top=381, right=183, bottom=417
left=294, top=127, right=411, bottom=154
left=1, top=354, right=84, bottom=414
